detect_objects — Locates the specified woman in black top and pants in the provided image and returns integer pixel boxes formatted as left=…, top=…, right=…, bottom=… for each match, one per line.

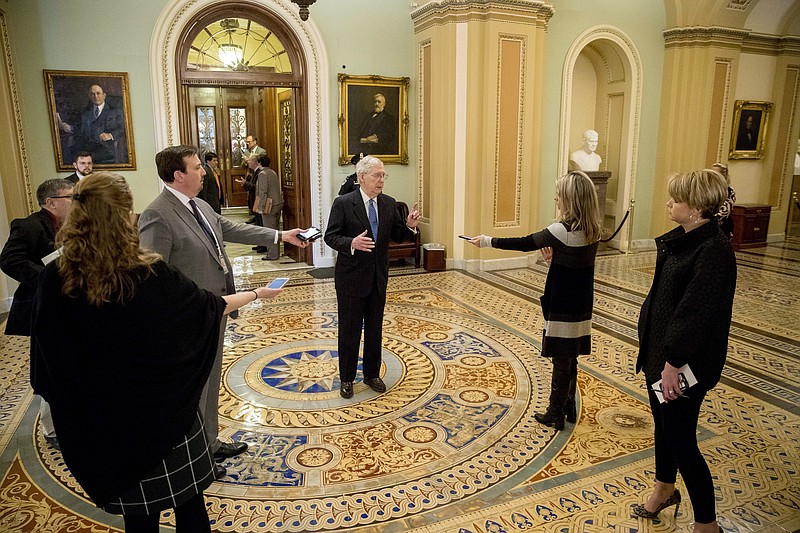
left=635, top=169, right=736, bottom=533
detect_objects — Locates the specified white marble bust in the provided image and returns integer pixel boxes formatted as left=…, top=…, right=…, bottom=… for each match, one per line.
left=569, top=129, right=602, bottom=172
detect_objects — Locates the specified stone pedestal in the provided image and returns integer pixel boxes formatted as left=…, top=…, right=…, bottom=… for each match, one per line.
left=585, top=170, right=609, bottom=223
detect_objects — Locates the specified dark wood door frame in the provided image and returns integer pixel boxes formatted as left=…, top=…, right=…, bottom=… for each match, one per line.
left=174, top=3, right=313, bottom=265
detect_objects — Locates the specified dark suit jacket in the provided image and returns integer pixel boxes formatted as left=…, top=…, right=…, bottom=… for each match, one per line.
left=65, top=172, right=80, bottom=184
left=354, top=111, right=397, bottom=155
left=324, top=190, right=413, bottom=298
left=255, top=168, right=283, bottom=215
left=198, top=164, right=223, bottom=214
left=75, top=104, right=126, bottom=164
left=0, top=209, right=57, bottom=335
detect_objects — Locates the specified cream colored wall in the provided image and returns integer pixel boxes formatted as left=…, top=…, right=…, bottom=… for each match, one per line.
left=4, top=0, right=417, bottom=215
left=729, top=53, right=778, bottom=204
left=311, top=0, right=417, bottom=208
left=569, top=55, right=597, bottom=154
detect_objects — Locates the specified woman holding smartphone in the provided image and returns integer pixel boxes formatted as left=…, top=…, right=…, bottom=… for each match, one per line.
left=468, top=171, right=602, bottom=431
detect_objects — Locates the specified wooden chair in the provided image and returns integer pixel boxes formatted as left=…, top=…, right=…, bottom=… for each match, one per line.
left=388, top=201, right=421, bottom=268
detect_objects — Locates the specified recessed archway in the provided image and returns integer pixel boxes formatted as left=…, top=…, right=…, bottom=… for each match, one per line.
left=559, top=26, right=642, bottom=252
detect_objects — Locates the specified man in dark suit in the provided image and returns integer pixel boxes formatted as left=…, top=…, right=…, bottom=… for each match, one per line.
left=70, top=83, right=126, bottom=164
left=253, top=153, right=284, bottom=260
left=324, top=156, right=420, bottom=399
left=338, top=153, right=366, bottom=196
left=198, top=151, right=223, bottom=214
left=354, top=93, right=397, bottom=155
left=138, top=145, right=307, bottom=479
left=1, top=177, right=74, bottom=450
left=735, top=113, right=758, bottom=151
left=1, top=178, right=74, bottom=335
left=64, top=151, right=93, bottom=184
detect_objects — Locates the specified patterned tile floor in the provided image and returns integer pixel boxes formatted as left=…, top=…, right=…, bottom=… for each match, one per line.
left=0, top=240, right=798, bottom=533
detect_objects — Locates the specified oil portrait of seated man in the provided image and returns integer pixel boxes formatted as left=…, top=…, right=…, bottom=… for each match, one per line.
left=348, top=87, right=399, bottom=157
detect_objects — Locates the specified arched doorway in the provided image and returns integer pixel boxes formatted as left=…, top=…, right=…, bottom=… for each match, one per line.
left=176, top=5, right=309, bottom=263
left=559, top=27, right=643, bottom=252
left=149, top=0, right=334, bottom=267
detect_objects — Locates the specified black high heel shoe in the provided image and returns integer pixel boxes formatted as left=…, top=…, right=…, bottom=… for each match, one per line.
left=631, top=488, right=681, bottom=518
left=534, top=411, right=565, bottom=431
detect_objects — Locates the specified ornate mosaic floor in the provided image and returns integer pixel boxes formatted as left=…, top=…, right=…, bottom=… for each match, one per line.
left=0, top=242, right=798, bottom=532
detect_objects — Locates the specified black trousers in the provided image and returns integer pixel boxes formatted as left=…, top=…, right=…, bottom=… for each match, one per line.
left=122, top=493, right=209, bottom=533
left=647, top=385, right=716, bottom=523
left=336, top=276, right=385, bottom=382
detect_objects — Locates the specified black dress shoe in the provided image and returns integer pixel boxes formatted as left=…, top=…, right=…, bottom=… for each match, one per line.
left=214, top=441, right=248, bottom=461
left=340, top=381, right=354, bottom=398
left=364, top=377, right=386, bottom=393
left=213, top=463, right=227, bottom=480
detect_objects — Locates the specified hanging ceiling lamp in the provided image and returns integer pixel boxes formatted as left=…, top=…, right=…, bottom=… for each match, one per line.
left=290, top=0, right=317, bottom=21
left=218, top=43, right=243, bottom=68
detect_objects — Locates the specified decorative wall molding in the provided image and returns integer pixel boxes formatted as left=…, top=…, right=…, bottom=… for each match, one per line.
left=714, top=58, right=734, bottom=162
left=726, top=0, right=752, bottom=12
left=493, top=34, right=525, bottom=227
left=664, top=26, right=800, bottom=55
left=411, top=0, right=554, bottom=33
left=417, top=39, right=431, bottom=223
left=0, top=9, right=34, bottom=214
left=663, top=26, right=749, bottom=48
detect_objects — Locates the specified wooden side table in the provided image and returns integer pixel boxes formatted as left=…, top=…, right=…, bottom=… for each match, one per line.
left=731, top=204, right=771, bottom=250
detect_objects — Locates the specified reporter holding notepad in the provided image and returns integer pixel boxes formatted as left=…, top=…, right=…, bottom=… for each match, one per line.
left=634, top=169, right=736, bottom=532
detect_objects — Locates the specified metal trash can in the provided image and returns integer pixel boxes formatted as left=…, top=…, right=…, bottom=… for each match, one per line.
left=422, top=243, right=445, bottom=272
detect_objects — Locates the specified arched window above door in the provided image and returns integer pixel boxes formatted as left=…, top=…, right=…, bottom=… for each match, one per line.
left=177, top=7, right=304, bottom=87
left=187, top=17, right=292, bottom=74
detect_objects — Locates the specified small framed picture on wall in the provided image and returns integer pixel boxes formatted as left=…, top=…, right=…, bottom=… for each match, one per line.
left=338, top=73, right=409, bottom=165
left=729, top=100, right=772, bottom=160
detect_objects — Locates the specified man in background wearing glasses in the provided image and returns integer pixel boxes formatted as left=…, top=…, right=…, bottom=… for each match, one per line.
left=1, top=177, right=74, bottom=449
left=325, top=156, right=420, bottom=399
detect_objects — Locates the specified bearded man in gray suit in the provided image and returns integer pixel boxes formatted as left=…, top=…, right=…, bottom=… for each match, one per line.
left=139, top=144, right=307, bottom=479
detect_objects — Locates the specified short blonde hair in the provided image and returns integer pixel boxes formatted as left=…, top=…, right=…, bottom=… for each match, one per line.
left=667, top=170, right=728, bottom=220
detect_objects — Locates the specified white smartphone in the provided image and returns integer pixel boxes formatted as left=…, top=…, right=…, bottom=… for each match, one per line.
left=268, top=277, right=289, bottom=289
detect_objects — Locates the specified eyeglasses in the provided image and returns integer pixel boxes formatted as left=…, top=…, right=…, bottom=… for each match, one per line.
left=49, top=195, right=73, bottom=199
left=369, top=172, right=388, bottom=180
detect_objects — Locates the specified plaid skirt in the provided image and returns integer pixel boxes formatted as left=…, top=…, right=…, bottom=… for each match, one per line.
left=103, top=411, right=215, bottom=515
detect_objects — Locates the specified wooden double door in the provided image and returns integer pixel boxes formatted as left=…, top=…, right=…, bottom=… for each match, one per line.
left=183, top=86, right=305, bottom=262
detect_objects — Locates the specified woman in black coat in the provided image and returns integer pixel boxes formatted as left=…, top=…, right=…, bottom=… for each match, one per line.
left=634, top=170, right=736, bottom=533
left=31, top=173, right=283, bottom=533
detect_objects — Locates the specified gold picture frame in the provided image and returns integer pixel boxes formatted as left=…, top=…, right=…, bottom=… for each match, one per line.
left=728, top=100, right=772, bottom=160
left=44, top=70, right=136, bottom=171
left=338, top=73, right=409, bottom=165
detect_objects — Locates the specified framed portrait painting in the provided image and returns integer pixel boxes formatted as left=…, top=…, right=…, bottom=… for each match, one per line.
left=728, top=100, right=772, bottom=160
left=338, top=73, right=409, bottom=165
left=44, top=70, right=136, bottom=171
